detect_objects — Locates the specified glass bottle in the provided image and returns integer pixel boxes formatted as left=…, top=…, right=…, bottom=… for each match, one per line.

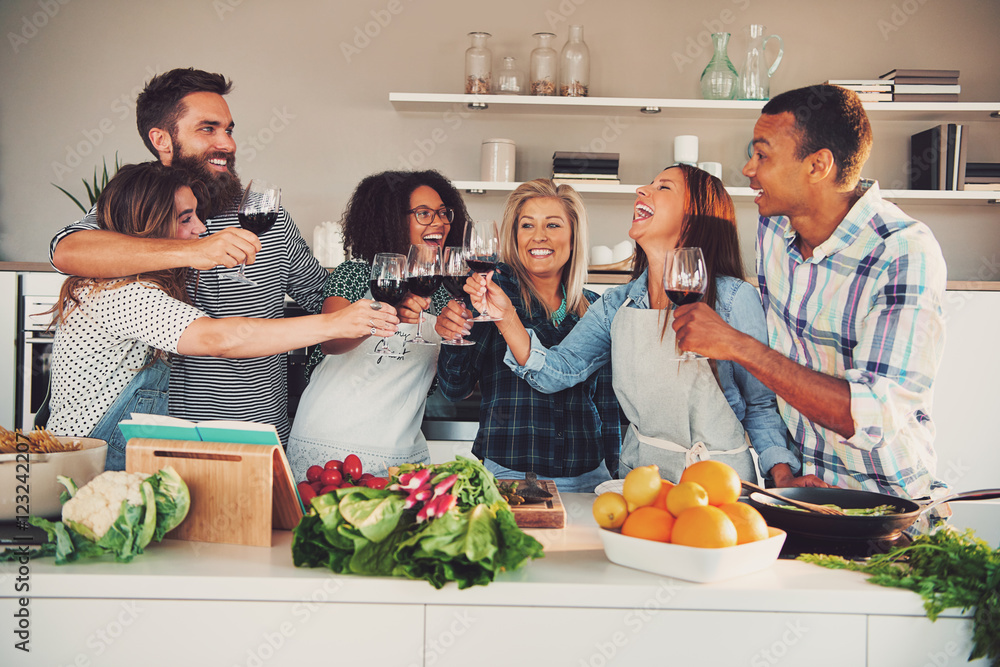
left=465, top=32, right=493, bottom=95
left=495, top=56, right=525, bottom=95
left=700, top=32, right=739, bottom=100
left=559, top=25, right=590, bottom=97
left=736, top=24, right=783, bottom=100
left=530, top=32, right=557, bottom=96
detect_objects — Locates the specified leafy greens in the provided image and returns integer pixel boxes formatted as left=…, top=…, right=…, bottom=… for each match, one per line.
left=292, top=457, right=544, bottom=589
left=799, top=528, right=999, bottom=665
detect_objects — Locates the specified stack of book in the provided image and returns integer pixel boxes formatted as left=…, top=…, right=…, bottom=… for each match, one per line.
left=909, top=124, right=968, bottom=190
left=825, top=79, right=893, bottom=102
left=964, top=163, right=1000, bottom=191
left=880, top=69, right=961, bottom=102
left=552, top=151, right=620, bottom=185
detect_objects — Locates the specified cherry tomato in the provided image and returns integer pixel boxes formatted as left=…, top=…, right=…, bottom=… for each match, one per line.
left=324, top=459, right=343, bottom=471
left=309, top=480, right=325, bottom=494
left=318, top=485, right=339, bottom=495
left=306, top=465, right=324, bottom=483
left=343, top=454, right=363, bottom=482
left=320, top=469, right=343, bottom=487
left=360, top=472, right=374, bottom=481
left=339, top=481, right=354, bottom=488
left=364, top=477, right=388, bottom=490
left=297, top=482, right=317, bottom=504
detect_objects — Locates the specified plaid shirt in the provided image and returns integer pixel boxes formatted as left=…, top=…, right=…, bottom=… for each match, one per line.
left=757, top=180, right=949, bottom=500
left=436, top=266, right=621, bottom=478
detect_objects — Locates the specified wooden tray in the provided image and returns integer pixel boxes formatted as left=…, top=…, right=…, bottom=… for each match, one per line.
left=510, top=479, right=566, bottom=529
left=125, top=439, right=303, bottom=547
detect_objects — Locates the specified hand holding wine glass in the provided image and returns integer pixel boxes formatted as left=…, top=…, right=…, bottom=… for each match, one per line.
left=663, top=247, right=708, bottom=361
left=226, top=179, right=280, bottom=285
left=464, top=220, right=502, bottom=322
left=405, top=244, right=442, bottom=346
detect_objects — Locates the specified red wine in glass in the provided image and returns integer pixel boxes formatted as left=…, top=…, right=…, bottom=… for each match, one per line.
left=464, top=220, right=501, bottom=322
left=405, top=274, right=441, bottom=298
left=405, top=244, right=441, bottom=345
left=464, top=259, right=497, bottom=275
left=226, top=179, right=280, bottom=286
left=369, top=278, right=406, bottom=306
left=666, top=289, right=704, bottom=307
left=440, top=246, right=475, bottom=346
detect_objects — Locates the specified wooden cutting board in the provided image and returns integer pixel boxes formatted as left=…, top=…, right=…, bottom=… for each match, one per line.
left=510, top=479, right=566, bottom=529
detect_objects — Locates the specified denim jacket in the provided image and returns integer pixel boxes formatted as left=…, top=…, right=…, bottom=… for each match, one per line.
left=504, top=270, right=801, bottom=479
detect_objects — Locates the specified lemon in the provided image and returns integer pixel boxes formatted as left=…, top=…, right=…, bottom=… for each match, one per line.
left=622, top=464, right=662, bottom=512
left=592, top=492, right=629, bottom=529
left=665, top=480, right=710, bottom=517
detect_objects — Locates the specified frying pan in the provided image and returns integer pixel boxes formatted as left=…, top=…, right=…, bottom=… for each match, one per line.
left=747, top=487, right=1000, bottom=540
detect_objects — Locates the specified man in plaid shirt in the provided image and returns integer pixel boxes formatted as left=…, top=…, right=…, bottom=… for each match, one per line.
left=672, top=84, right=948, bottom=503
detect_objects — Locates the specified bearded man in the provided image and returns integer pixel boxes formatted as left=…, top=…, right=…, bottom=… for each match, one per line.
left=49, top=68, right=329, bottom=442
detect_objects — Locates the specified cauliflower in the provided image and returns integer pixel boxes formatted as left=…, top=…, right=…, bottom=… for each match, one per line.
left=62, top=470, right=152, bottom=540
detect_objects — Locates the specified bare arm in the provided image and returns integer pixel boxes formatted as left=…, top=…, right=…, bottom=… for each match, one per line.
left=52, top=228, right=261, bottom=277
left=318, top=295, right=375, bottom=356
left=467, top=272, right=532, bottom=364
left=177, top=299, right=398, bottom=358
left=672, top=302, right=855, bottom=439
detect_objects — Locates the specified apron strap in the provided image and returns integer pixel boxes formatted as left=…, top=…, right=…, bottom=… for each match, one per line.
left=630, top=423, right=749, bottom=469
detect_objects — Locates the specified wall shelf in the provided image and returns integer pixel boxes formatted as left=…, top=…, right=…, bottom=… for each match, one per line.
left=454, top=181, right=998, bottom=205
left=390, top=92, right=1000, bottom=122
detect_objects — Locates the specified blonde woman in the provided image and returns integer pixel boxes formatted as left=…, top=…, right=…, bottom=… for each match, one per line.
left=435, top=179, right=621, bottom=492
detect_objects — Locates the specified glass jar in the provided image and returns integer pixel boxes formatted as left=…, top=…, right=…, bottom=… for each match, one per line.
left=529, top=32, right=557, bottom=96
left=559, top=25, right=590, bottom=97
left=700, top=32, right=739, bottom=100
left=495, top=56, right=525, bottom=95
left=464, top=32, right=492, bottom=94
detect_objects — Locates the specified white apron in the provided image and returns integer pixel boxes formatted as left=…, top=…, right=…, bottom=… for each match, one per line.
left=611, top=298, right=754, bottom=483
left=286, top=307, right=440, bottom=481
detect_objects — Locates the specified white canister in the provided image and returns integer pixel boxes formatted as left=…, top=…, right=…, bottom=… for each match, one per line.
left=480, top=138, right=516, bottom=182
left=673, top=135, right=699, bottom=166
left=697, top=161, right=723, bottom=179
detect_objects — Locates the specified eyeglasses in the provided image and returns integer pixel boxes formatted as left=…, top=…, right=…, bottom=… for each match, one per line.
left=408, top=207, right=455, bottom=225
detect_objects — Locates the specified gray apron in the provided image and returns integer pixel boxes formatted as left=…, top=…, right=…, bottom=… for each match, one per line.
left=611, top=298, right=753, bottom=483
left=286, top=303, right=439, bottom=481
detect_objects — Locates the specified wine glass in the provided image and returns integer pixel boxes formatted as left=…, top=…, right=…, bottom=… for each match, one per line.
left=439, top=246, right=475, bottom=346
left=367, top=253, right=407, bottom=356
left=405, top=244, right=442, bottom=346
left=663, top=247, right=709, bottom=361
left=225, top=179, right=280, bottom=286
left=464, top=219, right=501, bottom=322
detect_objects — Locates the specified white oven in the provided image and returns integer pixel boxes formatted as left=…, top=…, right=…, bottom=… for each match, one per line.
left=17, top=273, right=66, bottom=430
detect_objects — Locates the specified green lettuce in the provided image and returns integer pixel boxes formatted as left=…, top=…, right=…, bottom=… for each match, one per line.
left=292, top=457, right=544, bottom=589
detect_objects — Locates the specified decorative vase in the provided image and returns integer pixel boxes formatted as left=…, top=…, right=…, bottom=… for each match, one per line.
left=700, top=32, right=739, bottom=100
left=529, top=32, right=558, bottom=96
left=736, top=24, right=783, bottom=101
left=465, top=32, right=492, bottom=94
left=495, top=56, right=525, bottom=94
left=559, top=25, right=590, bottom=97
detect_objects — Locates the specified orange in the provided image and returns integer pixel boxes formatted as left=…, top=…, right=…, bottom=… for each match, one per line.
left=680, top=460, right=742, bottom=506
left=620, top=506, right=675, bottom=543
left=718, top=502, right=770, bottom=544
left=665, top=481, right=709, bottom=518
left=622, top=464, right=662, bottom=512
left=651, top=479, right=675, bottom=512
left=670, top=505, right=738, bottom=548
left=592, top=492, right=629, bottom=529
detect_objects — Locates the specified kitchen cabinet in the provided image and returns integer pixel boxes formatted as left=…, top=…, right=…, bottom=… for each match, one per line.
left=0, top=272, right=15, bottom=428
left=1, top=494, right=989, bottom=666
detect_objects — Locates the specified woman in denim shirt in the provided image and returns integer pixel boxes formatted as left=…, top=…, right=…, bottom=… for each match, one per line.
left=469, top=164, right=800, bottom=483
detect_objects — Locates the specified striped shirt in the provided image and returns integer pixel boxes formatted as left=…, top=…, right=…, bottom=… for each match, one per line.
left=756, top=180, right=949, bottom=500
left=49, top=199, right=328, bottom=443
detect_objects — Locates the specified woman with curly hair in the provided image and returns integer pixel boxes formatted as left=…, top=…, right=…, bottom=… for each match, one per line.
left=286, top=170, right=469, bottom=481
left=468, top=165, right=799, bottom=484
left=434, top=179, right=621, bottom=492
left=47, top=162, right=399, bottom=470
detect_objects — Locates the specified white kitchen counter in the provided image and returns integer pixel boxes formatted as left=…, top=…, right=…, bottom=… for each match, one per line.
left=0, top=494, right=989, bottom=666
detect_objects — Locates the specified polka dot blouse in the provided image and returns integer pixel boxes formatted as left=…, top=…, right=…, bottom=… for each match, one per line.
left=47, top=280, right=206, bottom=438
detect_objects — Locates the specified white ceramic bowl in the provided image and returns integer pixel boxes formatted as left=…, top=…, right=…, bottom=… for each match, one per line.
left=598, top=525, right=786, bottom=583
left=0, top=437, right=108, bottom=520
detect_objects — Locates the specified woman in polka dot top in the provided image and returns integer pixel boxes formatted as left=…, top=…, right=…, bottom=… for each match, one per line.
left=47, top=162, right=400, bottom=471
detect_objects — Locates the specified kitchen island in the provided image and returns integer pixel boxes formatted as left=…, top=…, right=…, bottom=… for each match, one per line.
left=0, top=494, right=986, bottom=666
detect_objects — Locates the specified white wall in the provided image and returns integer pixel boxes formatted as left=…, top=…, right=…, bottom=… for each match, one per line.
left=1, top=0, right=998, bottom=279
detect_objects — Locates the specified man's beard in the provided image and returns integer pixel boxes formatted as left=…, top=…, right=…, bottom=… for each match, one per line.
left=171, top=148, right=243, bottom=219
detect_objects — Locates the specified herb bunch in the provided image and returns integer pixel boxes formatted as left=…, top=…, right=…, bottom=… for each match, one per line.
left=800, top=528, right=999, bottom=665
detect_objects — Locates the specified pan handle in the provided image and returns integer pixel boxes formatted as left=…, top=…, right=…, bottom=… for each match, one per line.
left=920, top=488, right=1000, bottom=514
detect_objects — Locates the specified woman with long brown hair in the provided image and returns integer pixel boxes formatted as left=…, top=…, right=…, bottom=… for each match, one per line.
left=469, top=164, right=799, bottom=483
left=47, top=162, right=399, bottom=470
